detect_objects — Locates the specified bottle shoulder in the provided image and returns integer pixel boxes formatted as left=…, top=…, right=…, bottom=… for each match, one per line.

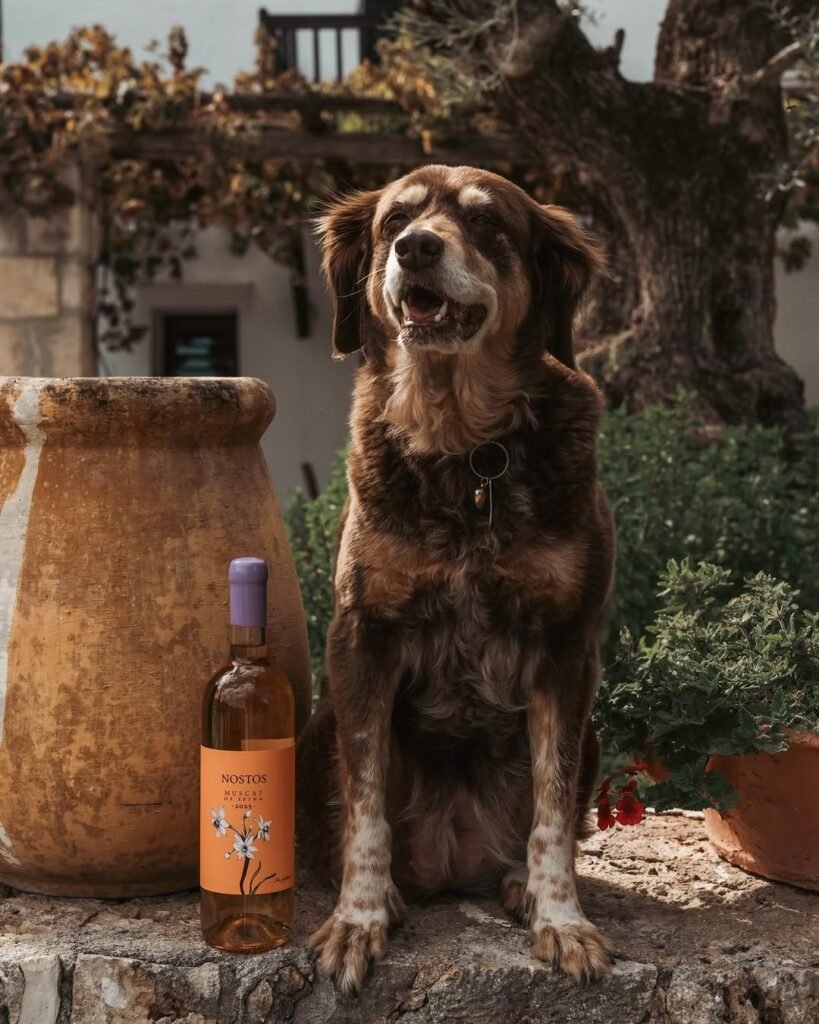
left=203, top=658, right=294, bottom=711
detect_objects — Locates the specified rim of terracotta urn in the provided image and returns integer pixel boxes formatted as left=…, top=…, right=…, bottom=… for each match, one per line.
left=781, top=727, right=819, bottom=750
left=0, top=376, right=275, bottom=446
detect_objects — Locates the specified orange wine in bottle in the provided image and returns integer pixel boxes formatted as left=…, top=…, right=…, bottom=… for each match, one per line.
left=200, top=557, right=295, bottom=951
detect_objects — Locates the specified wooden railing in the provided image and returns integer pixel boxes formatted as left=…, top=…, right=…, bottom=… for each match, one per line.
left=257, top=10, right=395, bottom=83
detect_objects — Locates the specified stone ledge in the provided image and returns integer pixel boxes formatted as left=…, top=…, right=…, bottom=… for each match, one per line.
left=1, top=817, right=817, bottom=1024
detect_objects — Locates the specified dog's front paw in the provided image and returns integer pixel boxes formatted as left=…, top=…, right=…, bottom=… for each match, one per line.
left=309, top=913, right=388, bottom=994
left=308, top=884, right=404, bottom=994
left=531, top=920, right=614, bottom=984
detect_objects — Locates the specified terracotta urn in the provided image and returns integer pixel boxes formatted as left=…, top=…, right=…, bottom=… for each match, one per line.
left=0, top=376, right=311, bottom=897
left=704, top=730, right=819, bottom=892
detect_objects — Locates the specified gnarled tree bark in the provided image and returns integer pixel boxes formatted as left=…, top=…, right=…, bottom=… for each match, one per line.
left=412, top=0, right=813, bottom=431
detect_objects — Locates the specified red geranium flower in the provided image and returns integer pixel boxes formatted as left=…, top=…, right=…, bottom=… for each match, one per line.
left=595, top=763, right=648, bottom=830
left=596, top=794, right=618, bottom=830
left=614, top=788, right=645, bottom=826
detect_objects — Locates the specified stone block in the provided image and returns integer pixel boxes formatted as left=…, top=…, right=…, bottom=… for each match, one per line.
left=245, top=979, right=274, bottom=1022
left=0, top=257, right=59, bottom=318
left=59, top=258, right=90, bottom=312
left=0, top=962, right=25, bottom=1023
left=31, top=315, right=95, bottom=376
left=71, top=955, right=222, bottom=1024
left=0, top=210, right=26, bottom=255
left=0, top=323, right=30, bottom=375
left=750, top=964, right=819, bottom=1024
left=26, top=211, right=71, bottom=255
left=19, top=954, right=61, bottom=1024
left=665, top=966, right=729, bottom=1024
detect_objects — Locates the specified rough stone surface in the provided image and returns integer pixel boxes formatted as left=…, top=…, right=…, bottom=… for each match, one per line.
left=0, top=817, right=816, bottom=1023
left=0, top=162, right=97, bottom=377
left=71, top=955, right=224, bottom=1023
left=0, top=323, right=30, bottom=366
left=0, top=256, right=59, bottom=318
left=59, top=258, right=88, bottom=312
left=18, top=954, right=61, bottom=1024
left=26, top=212, right=72, bottom=256
left=31, top=314, right=95, bottom=375
left=0, top=211, right=26, bottom=255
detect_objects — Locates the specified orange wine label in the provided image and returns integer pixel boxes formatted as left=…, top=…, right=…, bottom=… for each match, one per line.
left=200, top=741, right=295, bottom=896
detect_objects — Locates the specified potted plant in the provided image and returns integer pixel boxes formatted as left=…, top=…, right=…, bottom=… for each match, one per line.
left=595, top=560, right=819, bottom=890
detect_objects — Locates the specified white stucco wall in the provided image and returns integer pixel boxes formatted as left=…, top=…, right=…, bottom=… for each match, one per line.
left=100, top=227, right=356, bottom=499
left=775, top=223, right=819, bottom=409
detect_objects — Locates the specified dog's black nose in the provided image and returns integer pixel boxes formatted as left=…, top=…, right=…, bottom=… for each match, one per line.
left=395, top=230, right=444, bottom=270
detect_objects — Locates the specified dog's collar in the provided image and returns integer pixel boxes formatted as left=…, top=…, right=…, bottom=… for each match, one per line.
left=469, top=441, right=510, bottom=529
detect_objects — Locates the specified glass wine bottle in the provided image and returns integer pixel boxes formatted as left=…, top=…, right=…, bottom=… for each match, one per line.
left=200, top=557, right=295, bottom=951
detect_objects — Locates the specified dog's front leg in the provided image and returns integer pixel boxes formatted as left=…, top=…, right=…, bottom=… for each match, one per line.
left=525, top=668, right=613, bottom=983
left=308, top=612, right=404, bottom=994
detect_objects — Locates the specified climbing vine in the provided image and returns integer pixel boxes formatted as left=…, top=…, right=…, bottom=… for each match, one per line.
left=0, top=5, right=814, bottom=353
left=0, top=23, right=468, bottom=350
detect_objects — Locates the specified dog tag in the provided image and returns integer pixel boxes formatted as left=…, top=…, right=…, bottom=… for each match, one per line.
left=468, top=442, right=508, bottom=530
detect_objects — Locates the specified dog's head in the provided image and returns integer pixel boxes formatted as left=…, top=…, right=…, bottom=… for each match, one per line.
left=318, top=165, right=604, bottom=367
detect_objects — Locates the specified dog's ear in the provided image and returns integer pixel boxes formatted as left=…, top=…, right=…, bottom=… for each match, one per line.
left=316, top=188, right=382, bottom=358
left=530, top=204, right=605, bottom=369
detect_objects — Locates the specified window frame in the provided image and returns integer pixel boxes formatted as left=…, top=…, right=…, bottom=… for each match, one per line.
left=152, top=306, right=240, bottom=377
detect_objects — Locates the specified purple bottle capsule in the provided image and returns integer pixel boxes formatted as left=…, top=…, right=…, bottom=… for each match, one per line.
left=228, top=557, right=268, bottom=628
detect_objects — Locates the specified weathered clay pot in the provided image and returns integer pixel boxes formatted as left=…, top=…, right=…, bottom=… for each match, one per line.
left=0, top=376, right=310, bottom=896
left=704, top=730, right=819, bottom=891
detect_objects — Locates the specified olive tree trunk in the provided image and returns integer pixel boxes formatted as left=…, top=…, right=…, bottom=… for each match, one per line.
left=439, top=0, right=812, bottom=430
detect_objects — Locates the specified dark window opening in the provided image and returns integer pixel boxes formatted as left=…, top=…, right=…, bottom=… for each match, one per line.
left=157, top=310, right=239, bottom=376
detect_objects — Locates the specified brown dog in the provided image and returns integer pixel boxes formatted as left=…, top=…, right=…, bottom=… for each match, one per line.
left=297, top=165, right=615, bottom=993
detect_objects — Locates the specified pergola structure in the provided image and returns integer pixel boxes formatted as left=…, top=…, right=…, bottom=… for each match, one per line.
left=108, top=6, right=535, bottom=170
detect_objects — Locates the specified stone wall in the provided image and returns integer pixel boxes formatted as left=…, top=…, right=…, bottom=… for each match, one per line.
left=1, top=817, right=816, bottom=1024
left=0, top=166, right=96, bottom=377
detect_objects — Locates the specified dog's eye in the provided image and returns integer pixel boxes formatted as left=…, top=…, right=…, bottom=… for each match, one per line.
left=385, top=210, right=410, bottom=230
left=468, top=211, right=497, bottom=226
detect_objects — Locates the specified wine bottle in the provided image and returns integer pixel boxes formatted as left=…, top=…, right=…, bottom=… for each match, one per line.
left=200, top=557, right=295, bottom=951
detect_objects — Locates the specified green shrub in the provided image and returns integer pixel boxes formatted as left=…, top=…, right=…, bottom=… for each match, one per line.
left=595, top=559, right=819, bottom=811
left=285, top=396, right=819, bottom=681
left=599, top=395, right=819, bottom=646
left=284, top=447, right=348, bottom=681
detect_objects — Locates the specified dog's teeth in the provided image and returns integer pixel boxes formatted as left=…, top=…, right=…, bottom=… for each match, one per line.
left=434, top=311, right=443, bottom=322
left=439, top=300, right=448, bottom=318
left=401, top=300, right=410, bottom=320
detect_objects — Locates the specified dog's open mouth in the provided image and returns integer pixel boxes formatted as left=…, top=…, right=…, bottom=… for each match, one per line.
left=394, top=285, right=486, bottom=345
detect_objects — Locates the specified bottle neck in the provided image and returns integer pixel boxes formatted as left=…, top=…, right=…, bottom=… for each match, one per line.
left=229, top=625, right=268, bottom=660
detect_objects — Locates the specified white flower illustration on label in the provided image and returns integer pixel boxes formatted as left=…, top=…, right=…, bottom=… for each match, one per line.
left=233, top=835, right=258, bottom=860
left=210, top=808, right=229, bottom=838
left=211, top=806, right=281, bottom=895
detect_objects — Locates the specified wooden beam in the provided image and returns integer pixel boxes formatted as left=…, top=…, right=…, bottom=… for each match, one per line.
left=109, top=126, right=532, bottom=167
left=52, top=92, right=403, bottom=115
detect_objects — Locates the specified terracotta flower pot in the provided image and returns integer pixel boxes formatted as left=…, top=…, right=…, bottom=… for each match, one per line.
left=0, top=376, right=310, bottom=897
left=639, top=749, right=669, bottom=785
left=704, top=730, right=819, bottom=891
